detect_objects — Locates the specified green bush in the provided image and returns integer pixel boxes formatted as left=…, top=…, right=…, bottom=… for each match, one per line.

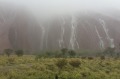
left=103, top=47, right=116, bottom=56
left=15, top=50, right=24, bottom=57
left=4, top=49, right=13, bottom=57
left=61, top=48, right=68, bottom=56
left=69, top=59, right=81, bottom=67
left=68, top=50, right=76, bottom=57
left=88, top=57, right=94, bottom=60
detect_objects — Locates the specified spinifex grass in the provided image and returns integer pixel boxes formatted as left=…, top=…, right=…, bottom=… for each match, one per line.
left=0, top=55, right=120, bottom=79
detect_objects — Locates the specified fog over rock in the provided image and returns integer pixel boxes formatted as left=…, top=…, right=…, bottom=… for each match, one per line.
left=0, top=2, right=120, bottom=52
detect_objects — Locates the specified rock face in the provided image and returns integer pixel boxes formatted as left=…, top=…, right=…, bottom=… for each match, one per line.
left=0, top=4, right=42, bottom=52
left=40, top=13, right=120, bottom=51
left=0, top=4, right=120, bottom=52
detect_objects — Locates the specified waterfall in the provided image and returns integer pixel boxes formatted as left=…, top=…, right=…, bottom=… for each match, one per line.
left=40, top=25, right=45, bottom=50
left=99, top=18, right=115, bottom=48
left=59, top=17, right=65, bottom=48
left=69, top=16, right=79, bottom=49
left=95, top=26, right=105, bottom=50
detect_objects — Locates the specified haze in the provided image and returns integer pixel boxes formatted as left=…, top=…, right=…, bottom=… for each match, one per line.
left=0, top=0, right=120, bottom=54
left=1, top=0, right=120, bottom=17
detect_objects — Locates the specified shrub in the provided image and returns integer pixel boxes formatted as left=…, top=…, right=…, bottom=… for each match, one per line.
left=88, top=57, right=94, bottom=60
left=4, top=49, right=13, bottom=57
left=68, top=50, right=76, bottom=57
left=61, top=48, right=68, bottom=55
left=15, top=50, right=24, bottom=57
left=69, top=59, right=81, bottom=67
left=103, top=47, right=116, bottom=56
left=55, top=59, right=67, bottom=69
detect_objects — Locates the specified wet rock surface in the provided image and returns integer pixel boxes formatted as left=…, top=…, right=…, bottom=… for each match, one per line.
left=0, top=4, right=120, bottom=52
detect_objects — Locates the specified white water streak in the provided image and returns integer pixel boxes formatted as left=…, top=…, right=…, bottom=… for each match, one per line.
left=95, top=26, right=105, bottom=49
left=69, top=16, right=79, bottom=49
left=99, top=18, right=115, bottom=48
left=59, top=17, right=65, bottom=48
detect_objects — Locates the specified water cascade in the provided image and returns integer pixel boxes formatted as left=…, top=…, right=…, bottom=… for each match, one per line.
left=95, top=26, right=105, bottom=50
left=69, top=16, right=79, bottom=49
left=59, top=17, right=65, bottom=48
left=99, top=18, right=115, bottom=48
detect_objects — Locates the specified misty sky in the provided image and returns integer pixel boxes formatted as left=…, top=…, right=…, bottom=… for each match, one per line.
left=1, top=0, right=120, bottom=17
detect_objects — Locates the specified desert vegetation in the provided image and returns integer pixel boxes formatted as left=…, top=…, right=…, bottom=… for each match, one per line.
left=0, top=47, right=120, bottom=79
left=0, top=55, right=120, bottom=79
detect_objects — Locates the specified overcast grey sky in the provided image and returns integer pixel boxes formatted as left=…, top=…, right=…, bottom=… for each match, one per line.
left=3, top=0, right=120, bottom=8
left=1, top=0, right=120, bottom=17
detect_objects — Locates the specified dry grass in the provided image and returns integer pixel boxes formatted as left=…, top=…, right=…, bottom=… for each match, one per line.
left=0, top=55, right=120, bottom=79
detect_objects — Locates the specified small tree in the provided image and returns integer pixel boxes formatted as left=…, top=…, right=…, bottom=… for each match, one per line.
left=4, top=49, right=13, bottom=57
left=103, top=47, right=115, bottom=57
left=68, top=50, right=76, bottom=57
left=61, top=48, right=68, bottom=56
left=15, top=50, right=24, bottom=57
